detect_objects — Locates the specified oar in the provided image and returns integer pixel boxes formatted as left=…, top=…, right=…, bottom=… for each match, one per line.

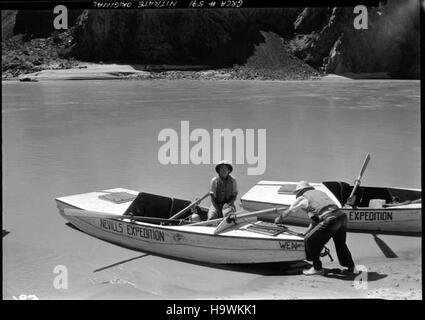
left=187, top=208, right=272, bottom=228
left=213, top=206, right=288, bottom=235
left=346, top=153, right=371, bottom=204
left=169, top=192, right=211, bottom=220
left=186, top=209, right=253, bottom=227
left=187, top=217, right=223, bottom=226
left=63, top=208, right=184, bottom=224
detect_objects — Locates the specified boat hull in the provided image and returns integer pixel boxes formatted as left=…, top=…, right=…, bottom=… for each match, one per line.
left=56, top=188, right=306, bottom=264
left=241, top=181, right=421, bottom=234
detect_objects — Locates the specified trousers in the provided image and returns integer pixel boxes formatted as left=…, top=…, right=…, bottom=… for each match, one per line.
left=207, top=203, right=236, bottom=220
left=304, top=212, right=355, bottom=270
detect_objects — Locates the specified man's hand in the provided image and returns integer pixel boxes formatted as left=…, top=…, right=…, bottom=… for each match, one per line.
left=222, top=203, right=236, bottom=217
left=274, top=216, right=283, bottom=224
left=226, top=213, right=236, bottom=224
left=274, top=209, right=290, bottom=224
left=344, top=195, right=356, bottom=208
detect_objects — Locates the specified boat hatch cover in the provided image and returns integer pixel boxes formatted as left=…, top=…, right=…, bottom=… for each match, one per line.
left=278, top=184, right=297, bottom=194
left=98, top=192, right=138, bottom=204
left=246, top=221, right=288, bottom=236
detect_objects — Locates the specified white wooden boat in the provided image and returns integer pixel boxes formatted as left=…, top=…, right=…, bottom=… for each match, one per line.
left=241, top=181, right=421, bottom=235
left=55, top=188, right=305, bottom=264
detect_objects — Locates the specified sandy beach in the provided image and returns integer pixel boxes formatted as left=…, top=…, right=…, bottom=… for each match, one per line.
left=45, top=225, right=420, bottom=300
left=14, top=63, right=360, bottom=82
left=218, top=229, right=422, bottom=300
left=3, top=221, right=421, bottom=300
left=17, top=63, right=151, bottom=81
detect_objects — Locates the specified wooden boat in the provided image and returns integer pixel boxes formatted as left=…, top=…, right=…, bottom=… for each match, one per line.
left=55, top=188, right=305, bottom=264
left=241, top=181, right=422, bottom=235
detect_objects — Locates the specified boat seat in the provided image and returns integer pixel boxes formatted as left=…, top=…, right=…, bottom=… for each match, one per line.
left=387, top=188, right=422, bottom=203
left=124, top=192, right=192, bottom=219
left=357, top=187, right=392, bottom=207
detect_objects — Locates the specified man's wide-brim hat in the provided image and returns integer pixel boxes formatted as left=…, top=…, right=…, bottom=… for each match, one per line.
left=294, top=180, right=311, bottom=192
left=215, top=160, right=233, bottom=174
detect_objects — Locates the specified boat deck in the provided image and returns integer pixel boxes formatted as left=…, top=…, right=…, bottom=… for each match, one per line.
left=56, top=188, right=138, bottom=215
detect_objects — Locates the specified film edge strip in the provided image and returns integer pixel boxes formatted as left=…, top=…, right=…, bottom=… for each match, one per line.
left=0, top=0, right=385, bottom=10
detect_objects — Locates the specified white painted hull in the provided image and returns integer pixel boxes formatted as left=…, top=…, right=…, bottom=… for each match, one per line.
left=241, top=181, right=421, bottom=234
left=56, top=188, right=305, bottom=264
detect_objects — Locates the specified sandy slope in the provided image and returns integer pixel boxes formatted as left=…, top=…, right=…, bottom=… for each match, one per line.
left=49, top=227, right=420, bottom=300
left=18, top=63, right=150, bottom=81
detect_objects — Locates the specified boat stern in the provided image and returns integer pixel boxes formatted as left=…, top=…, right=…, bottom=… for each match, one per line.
left=241, top=180, right=341, bottom=213
left=55, top=188, right=139, bottom=221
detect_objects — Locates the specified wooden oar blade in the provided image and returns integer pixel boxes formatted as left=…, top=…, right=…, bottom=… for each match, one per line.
left=348, top=153, right=371, bottom=200
left=213, top=216, right=236, bottom=235
left=359, top=153, right=371, bottom=177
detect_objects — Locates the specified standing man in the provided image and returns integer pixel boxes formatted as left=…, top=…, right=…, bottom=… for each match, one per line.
left=275, top=181, right=355, bottom=275
left=208, top=160, right=238, bottom=220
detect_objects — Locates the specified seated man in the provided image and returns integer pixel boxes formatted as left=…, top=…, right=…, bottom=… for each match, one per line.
left=190, top=160, right=238, bottom=222
left=208, top=160, right=238, bottom=220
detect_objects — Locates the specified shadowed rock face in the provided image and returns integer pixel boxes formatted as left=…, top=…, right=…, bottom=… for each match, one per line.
left=69, top=9, right=300, bottom=66
left=12, top=10, right=84, bottom=39
left=1, top=10, right=17, bottom=39
left=291, top=0, right=420, bottom=78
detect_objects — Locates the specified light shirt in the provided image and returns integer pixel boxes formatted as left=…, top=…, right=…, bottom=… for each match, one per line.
left=210, top=175, right=238, bottom=205
left=284, top=196, right=309, bottom=218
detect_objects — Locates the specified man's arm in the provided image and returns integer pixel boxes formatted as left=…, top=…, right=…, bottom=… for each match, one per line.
left=209, top=178, right=221, bottom=210
left=225, top=179, right=238, bottom=206
left=285, top=197, right=309, bottom=217
left=275, top=197, right=308, bottom=224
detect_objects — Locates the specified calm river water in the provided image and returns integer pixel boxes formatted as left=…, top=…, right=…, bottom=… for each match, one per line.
left=2, top=79, right=421, bottom=299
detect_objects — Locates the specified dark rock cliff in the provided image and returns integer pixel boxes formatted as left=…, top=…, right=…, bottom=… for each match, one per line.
left=1, top=10, right=17, bottom=39
left=291, top=0, right=420, bottom=78
left=2, top=1, right=420, bottom=79
left=12, top=9, right=83, bottom=39
left=69, top=8, right=301, bottom=66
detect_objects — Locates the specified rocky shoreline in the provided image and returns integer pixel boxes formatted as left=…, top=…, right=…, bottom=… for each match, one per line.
left=4, top=66, right=325, bottom=82
left=0, top=33, right=398, bottom=82
left=2, top=30, right=324, bottom=82
left=3, top=1, right=418, bottom=82
left=2, top=31, right=78, bottom=79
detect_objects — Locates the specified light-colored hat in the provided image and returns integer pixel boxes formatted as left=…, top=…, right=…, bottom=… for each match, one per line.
left=294, top=181, right=311, bottom=192
left=215, top=160, right=233, bottom=174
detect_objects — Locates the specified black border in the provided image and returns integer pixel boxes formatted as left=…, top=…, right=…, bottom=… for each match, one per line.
left=1, top=0, right=422, bottom=314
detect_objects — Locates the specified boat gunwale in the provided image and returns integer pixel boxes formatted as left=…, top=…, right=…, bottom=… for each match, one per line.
left=56, top=199, right=304, bottom=242
left=72, top=215, right=306, bottom=253
left=241, top=199, right=422, bottom=212
left=256, top=180, right=422, bottom=192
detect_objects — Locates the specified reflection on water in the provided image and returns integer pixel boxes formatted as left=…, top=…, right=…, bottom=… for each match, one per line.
left=2, top=79, right=420, bottom=299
